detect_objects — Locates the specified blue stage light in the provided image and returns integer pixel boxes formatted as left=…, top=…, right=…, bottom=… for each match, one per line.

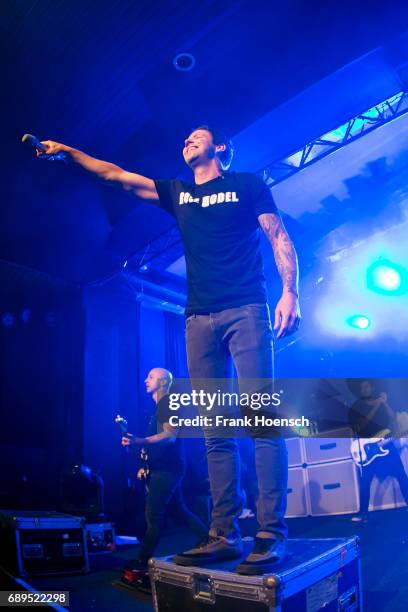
left=366, top=259, right=407, bottom=295
left=346, top=315, right=371, bottom=330
left=1, top=312, right=15, bottom=328
left=372, top=265, right=400, bottom=290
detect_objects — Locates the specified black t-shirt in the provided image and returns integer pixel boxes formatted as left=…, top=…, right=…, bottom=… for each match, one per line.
left=154, top=172, right=278, bottom=316
left=348, top=398, right=395, bottom=438
left=146, top=395, right=185, bottom=473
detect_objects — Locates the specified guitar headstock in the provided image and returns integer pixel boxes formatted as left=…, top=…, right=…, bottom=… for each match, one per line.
left=115, top=414, right=128, bottom=434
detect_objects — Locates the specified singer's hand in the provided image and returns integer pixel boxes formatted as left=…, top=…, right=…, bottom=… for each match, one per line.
left=274, top=291, right=301, bottom=339
left=37, top=140, right=70, bottom=157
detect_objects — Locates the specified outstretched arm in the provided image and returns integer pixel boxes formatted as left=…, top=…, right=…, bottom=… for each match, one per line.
left=37, top=140, right=158, bottom=201
left=258, top=212, right=301, bottom=338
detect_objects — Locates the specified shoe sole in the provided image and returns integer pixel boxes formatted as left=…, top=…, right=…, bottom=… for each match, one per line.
left=173, top=550, right=243, bottom=566
left=235, top=554, right=287, bottom=575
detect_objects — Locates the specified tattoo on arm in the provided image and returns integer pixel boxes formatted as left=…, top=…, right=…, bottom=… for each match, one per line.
left=259, top=213, right=299, bottom=295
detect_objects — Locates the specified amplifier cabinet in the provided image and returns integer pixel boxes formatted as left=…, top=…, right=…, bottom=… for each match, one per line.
left=303, top=429, right=353, bottom=465
left=286, top=438, right=304, bottom=468
left=368, top=475, right=408, bottom=511
left=307, top=460, right=359, bottom=516
left=286, top=468, right=308, bottom=518
left=367, top=443, right=408, bottom=511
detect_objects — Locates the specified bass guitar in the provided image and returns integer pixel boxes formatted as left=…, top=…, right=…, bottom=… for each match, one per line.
left=350, top=428, right=392, bottom=467
left=115, top=414, right=150, bottom=484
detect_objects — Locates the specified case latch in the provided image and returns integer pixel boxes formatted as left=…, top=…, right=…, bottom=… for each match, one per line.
left=193, top=573, right=216, bottom=604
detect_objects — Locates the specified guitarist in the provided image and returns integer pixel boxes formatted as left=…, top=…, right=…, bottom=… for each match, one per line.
left=348, top=379, right=408, bottom=523
left=121, top=367, right=207, bottom=582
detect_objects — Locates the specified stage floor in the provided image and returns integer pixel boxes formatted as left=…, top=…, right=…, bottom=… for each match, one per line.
left=1, top=507, right=407, bottom=612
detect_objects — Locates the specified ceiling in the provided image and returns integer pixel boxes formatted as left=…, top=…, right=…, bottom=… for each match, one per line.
left=2, top=0, right=408, bottom=284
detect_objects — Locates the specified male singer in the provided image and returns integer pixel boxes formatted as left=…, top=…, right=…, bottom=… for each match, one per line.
left=35, top=126, right=300, bottom=574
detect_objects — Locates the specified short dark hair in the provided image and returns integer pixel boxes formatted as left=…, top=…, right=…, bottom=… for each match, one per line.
left=346, top=378, right=372, bottom=398
left=190, top=125, right=234, bottom=170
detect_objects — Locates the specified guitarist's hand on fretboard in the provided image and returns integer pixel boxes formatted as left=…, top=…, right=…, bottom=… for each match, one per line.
left=121, top=434, right=145, bottom=447
left=137, top=468, right=147, bottom=480
left=121, top=434, right=133, bottom=447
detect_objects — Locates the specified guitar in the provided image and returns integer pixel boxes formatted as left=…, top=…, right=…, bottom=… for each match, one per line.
left=115, top=414, right=150, bottom=483
left=350, top=428, right=392, bottom=467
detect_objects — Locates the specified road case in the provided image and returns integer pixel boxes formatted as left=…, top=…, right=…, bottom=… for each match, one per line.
left=0, top=510, right=89, bottom=577
left=149, top=537, right=361, bottom=612
left=86, top=521, right=115, bottom=553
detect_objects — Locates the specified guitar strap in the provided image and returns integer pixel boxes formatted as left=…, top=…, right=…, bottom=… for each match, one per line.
left=356, top=435, right=364, bottom=476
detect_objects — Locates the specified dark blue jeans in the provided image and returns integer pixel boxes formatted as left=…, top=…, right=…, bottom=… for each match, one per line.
left=138, top=470, right=207, bottom=564
left=185, top=303, right=288, bottom=540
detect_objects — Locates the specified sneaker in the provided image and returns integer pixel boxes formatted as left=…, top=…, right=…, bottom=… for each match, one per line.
left=236, top=536, right=287, bottom=575
left=351, top=513, right=368, bottom=524
left=173, top=531, right=243, bottom=566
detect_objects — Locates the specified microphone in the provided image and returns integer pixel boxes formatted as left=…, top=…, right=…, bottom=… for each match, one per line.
left=21, top=133, right=46, bottom=151
left=21, top=133, right=67, bottom=161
